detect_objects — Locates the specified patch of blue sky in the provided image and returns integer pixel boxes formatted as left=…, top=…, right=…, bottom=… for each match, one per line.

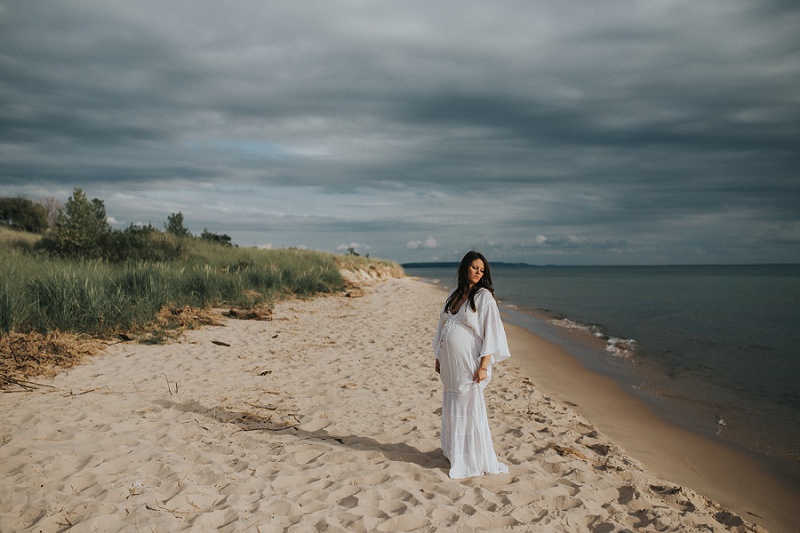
left=184, top=139, right=292, bottom=159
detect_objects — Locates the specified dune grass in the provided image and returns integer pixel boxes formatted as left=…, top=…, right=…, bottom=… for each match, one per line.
left=0, top=232, right=395, bottom=339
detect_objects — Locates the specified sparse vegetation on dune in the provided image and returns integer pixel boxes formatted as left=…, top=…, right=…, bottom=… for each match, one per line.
left=1, top=190, right=404, bottom=388
left=335, top=253, right=405, bottom=279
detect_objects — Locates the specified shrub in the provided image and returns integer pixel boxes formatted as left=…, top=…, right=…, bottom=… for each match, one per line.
left=106, top=225, right=186, bottom=262
left=200, top=228, right=232, bottom=246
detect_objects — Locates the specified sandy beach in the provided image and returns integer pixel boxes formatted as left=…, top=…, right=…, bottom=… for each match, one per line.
left=1, top=274, right=796, bottom=532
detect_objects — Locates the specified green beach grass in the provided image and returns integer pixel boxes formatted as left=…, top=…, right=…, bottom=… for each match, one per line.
left=0, top=226, right=401, bottom=339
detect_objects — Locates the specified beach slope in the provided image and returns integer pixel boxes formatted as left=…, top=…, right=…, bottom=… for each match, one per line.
left=0, top=277, right=779, bottom=532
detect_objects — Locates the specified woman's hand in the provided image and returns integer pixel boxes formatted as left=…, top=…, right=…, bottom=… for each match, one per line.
left=474, top=355, right=491, bottom=383
left=435, top=359, right=440, bottom=374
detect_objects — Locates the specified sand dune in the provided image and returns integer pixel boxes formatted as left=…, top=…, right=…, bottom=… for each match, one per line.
left=0, top=276, right=780, bottom=532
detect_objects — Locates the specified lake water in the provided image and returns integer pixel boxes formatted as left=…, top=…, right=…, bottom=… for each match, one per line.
left=404, top=264, right=800, bottom=485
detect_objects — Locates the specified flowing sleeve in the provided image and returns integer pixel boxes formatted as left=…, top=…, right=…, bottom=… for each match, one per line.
left=475, top=289, right=511, bottom=364
left=432, top=312, right=445, bottom=360
left=431, top=291, right=453, bottom=360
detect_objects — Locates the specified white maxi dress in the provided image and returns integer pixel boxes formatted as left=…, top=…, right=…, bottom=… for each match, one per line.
left=432, top=288, right=511, bottom=479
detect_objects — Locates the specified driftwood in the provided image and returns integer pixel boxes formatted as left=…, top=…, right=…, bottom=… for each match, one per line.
left=222, top=307, right=273, bottom=321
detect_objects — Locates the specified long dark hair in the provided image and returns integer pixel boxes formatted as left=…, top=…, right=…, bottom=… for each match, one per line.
left=445, top=250, right=494, bottom=313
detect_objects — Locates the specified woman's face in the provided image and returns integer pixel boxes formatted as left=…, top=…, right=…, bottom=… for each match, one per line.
left=467, top=258, right=485, bottom=287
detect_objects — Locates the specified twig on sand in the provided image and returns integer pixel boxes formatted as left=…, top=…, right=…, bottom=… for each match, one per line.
left=1, top=377, right=56, bottom=392
left=238, top=423, right=301, bottom=433
left=146, top=504, right=193, bottom=515
left=162, top=373, right=177, bottom=395
left=235, top=413, right=302, bottom=433
left=244, top=401, right=279, bottom=410
left=63, top=388, right=99, bottom=397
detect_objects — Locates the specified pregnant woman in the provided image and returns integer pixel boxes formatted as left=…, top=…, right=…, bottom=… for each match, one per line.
left=432, top=251, right=511, bottom=479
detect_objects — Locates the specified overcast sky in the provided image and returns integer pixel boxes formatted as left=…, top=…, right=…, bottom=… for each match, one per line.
left=1, top=1, right=798, bottom=265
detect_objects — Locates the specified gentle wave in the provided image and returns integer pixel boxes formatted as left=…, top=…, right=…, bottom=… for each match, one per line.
left=606, top=337, right=638, bottom=360
left=547, top=317, right=637, bottom=360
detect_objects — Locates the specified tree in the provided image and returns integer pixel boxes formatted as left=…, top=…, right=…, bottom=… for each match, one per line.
left=38, top=196, right=62, bottom=227
left=165, top=212, right=191, bottom=237
left=0, top=196, right=48, bottom=233
left=38, top=188, right=111, bottom=258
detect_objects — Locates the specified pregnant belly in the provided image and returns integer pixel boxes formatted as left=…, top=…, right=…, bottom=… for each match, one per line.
left=440, top=321, right=480, bottom=392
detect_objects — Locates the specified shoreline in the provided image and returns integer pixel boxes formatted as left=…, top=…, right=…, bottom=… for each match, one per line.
left=503, top=320, right=799, bottom=532
left=502, top=304, right=800, bottom=492
left=1, top=276, right=795, bottom=532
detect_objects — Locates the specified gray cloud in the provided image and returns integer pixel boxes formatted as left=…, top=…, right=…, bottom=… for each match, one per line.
left=1, top=0, right=798, bottom=264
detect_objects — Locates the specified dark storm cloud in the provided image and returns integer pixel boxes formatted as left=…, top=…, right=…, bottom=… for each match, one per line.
left=0, top=0, right=798, bottom=263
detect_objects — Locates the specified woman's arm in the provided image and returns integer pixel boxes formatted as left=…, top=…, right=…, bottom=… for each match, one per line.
left=473, top=355, right=491, bottom=383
